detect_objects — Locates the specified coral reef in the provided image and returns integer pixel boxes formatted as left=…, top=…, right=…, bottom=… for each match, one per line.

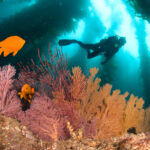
left=0, top=46, right=150, bottom=149
left=0, top=65, right=22, bottom=118
left=0, top=114, right=150, bottom=150
left=67, top=67, right=150, bottom=139
left=1, top=63, right=150, bottom=142
left=0, top=115, right=52, bottom=150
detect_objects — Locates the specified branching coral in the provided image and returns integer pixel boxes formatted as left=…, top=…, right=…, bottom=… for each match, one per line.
left=1, top=47, right=150, bottom=142
left=68, top=67, right=150, bottom=139
left=0, top=65, right=22, bottom=118
left=17, top=63, right=150, bottom=140
left=123, top=94, right=145, bottom=133
left=17, top=44, right=70, bottom=98
left=70, top=66, right=87, bottom=100
left=18, top=95, right=65, bottom=141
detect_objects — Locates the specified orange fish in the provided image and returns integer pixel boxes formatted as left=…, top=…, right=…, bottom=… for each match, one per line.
left=0, top=36, right=25, bottom=57
left=18, top=84, right=35, bottom=104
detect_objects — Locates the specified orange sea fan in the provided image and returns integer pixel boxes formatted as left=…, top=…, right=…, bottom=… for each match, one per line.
left=70, top=66, right=87, bottom=100
left=69, top=67, right=150, bottom=140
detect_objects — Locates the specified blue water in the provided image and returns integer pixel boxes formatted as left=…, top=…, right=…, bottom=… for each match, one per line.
left=0, top=0, right=150, bottom=107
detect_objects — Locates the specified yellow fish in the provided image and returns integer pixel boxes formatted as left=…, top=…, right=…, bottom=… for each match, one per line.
left=0, top=36, right=25, bottom=57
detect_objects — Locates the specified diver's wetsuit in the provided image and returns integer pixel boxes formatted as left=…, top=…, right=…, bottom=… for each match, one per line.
left=59, top=35, right=126, bottom=64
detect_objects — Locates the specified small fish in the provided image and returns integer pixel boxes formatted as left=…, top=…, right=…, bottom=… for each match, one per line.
left=0, top=36, right=25, bottom=57
left=18, top=84, right=35, bottom=104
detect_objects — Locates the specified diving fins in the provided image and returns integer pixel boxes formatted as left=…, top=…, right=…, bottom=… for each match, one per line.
left=59, top=39, right=77, bottom=46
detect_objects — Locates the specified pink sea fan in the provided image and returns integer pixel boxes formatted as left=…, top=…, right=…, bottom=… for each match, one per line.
left=53, top=100, right=98, bottom=139
left=16, top=94, right=98, bottom=141
left=82, top=117, right=98, bottom=138
left=0, top=65, right=15, bottom=109
left=18, top=95, right=69, bottom=141
left=1, top=90, right=22, bottom=118
left=17, top=45, right=70, bottom=98
left=56, top=101, right=83, bottom=130
left=0, top=65, right=22, bottom=118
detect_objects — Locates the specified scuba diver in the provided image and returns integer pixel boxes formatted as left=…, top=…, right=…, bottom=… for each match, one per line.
left=59, top=35, right=126, bottom=64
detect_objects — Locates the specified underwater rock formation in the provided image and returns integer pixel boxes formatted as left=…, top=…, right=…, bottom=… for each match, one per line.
left=1, top=114, right=150, bottom=150
left=127, top=0, right=150, bottom=22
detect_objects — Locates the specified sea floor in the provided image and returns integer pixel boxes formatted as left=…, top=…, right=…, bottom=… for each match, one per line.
left=0, top=114, right=150, bottom=150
